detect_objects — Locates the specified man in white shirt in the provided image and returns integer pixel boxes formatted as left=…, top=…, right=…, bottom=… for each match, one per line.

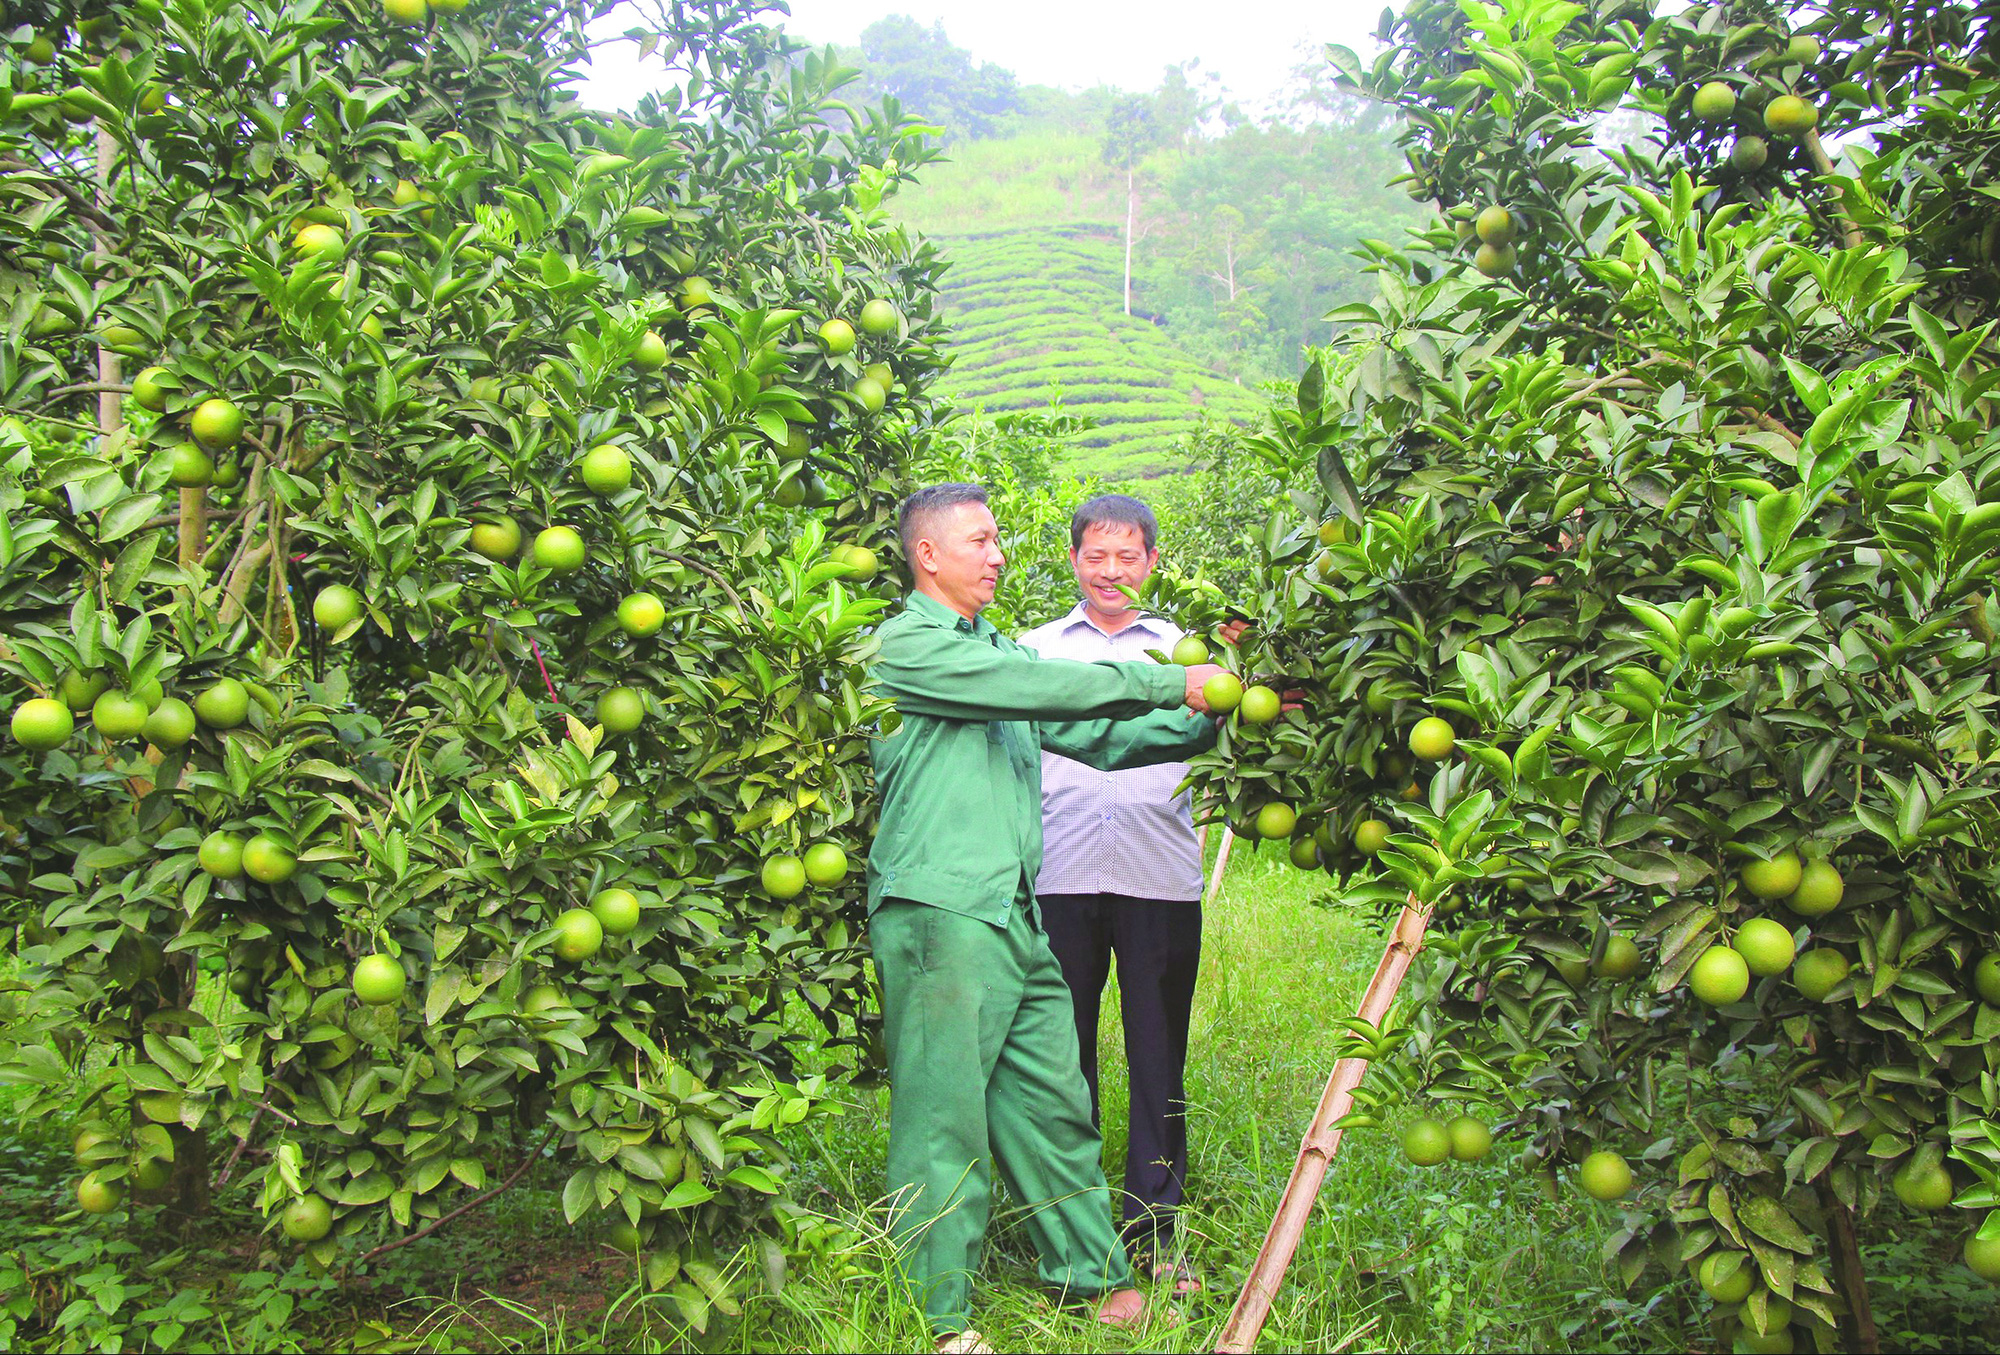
left=1018, top=494, right=1205, bottom=1286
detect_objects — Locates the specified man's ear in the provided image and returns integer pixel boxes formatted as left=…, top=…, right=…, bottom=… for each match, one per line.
left=911, top=536, right=936, bottom=577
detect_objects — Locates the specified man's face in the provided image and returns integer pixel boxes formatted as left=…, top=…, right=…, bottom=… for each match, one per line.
left=918, top=501, right=1006, bottom=616
left=1070, top=522, right=1158, bottom=623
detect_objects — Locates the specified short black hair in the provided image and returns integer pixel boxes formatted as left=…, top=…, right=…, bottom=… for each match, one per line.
left=899, top=482, right=990, bottom=563
left=1069, top=493, right=1157, bottom=553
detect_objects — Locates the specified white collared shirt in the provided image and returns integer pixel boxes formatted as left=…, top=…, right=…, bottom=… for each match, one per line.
left=1018, top=604, right=1203, bottom=902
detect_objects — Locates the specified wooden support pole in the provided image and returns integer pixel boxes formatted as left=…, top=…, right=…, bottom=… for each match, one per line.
left=1200, top=823, right=1232, bottom=907
left=1214, top=895, right=1433, bottom=1354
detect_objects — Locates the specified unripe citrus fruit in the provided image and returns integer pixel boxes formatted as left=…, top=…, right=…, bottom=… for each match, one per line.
left=580, top=443, right=632, bottom=493
left=198, top=831, right=245, bottom=878
left=131, top=366, right=171, bottom=412
left=1594, top=934, right=1641, bottom=980
left=168, top=442, right=215, bottom=487
left=1240, top=685, right=1281, bottom=724
left=313, top=584, right=363, bottom=633
left=532, top=525, right=586, bottom=573
left=762, top=854, right=806, bottom=899
left=1744, top=1297, right=1794, bottom=1342
left=1792, top=948, right=1849, bottom=1001
left=1699, top=1250, right=1756, bottom=1303
left=77, top=1172, right=123, bottom=1214
left=1401, top=1117, right=1451, bottom=1166
left=852, top=376, right=887, bottom=413
left=680, top=276, right=714, bottom=310
left=859, top=298, right=899, bottom=335
left=1289, top=837, right=1321, bottom=870
left=12, top=697, right=74, bottom=750
left=864, top=361, right=895, bottom=391
left=352, top=953, right=406, bottom=1005
left=843, top=546, right=879, bottom=580
left=1785, top=35, right=1820, bottom=64
left=292, top=223, right=344, bottom=260
left=1446, top=1116, right=1493, bottom=1161
left=89, top=690, right=146, bottom=739
left=25, top=35, right=56, bottom=64
left=194, top=678, right=250, bottom=728
left=190, top=397, right=245, bottom=450
left=469, top=515, right=521, bottom=559
left=1964, top=1231, right=2000, bottom=1282
left=60, top=671, right=110, bottom=710
left=1975, top=953, right=2000, bottom=1007
left=1578, top=1150, right=1633, bottom=1201
left=1474, top=204, right=1516, bottom=246
left=597, top=686, right=644, bottom=733
left=590, top=887, right=641, bottom=936
left=242, top=833, right=296, bottom=884
left=1891, top=1159, right=1953, bottom=1211
left=1317, top=517, right=1349, bottom=547
left=817, top=318, right=856, bottom=355
left=552, top=908, right=604, bottom=962
left=1255, top=802, right=1297, bottom=840
left=1408, top=716, right=1455, bottom=760
left=1353, top=819, right=1391, bottom=854
left=1202, top=673, right=1243, bottom=713
left=617, top=592, right=666, bottom=637
left=282, top=1194, right=333, bottom=1242
left=1763, top=94, right=1817, bottom=137
left=1731, top=135, right=1769, bottom=172
left=1473, top=242, right=1516, bottom=277
left=140, top=696, right=195, bottom=749
left=1172, top=636, right=1209, bottom=665
left=382, top=0, right=428, bottom=23
left=1364, top=681, right=1395, bottom=716
left=1785, top=860, right=1842, bottom=916
left=804, top=843, right=849, bottom=886
left=1692, top=81, right=1736, bottom=121
left=1689, top=945, right=1751, bottom=1005
left=1733, top=918, right=1795, bottom=976
left=1740, top=851, right=1802, bottom=899
left=212, top=459, right=241, bottom=488
left=631, top=330, right=668, bottom=370
left=521, top=983, right=565, bottom=1016
left=132, top=1155, right=172, bottom=1191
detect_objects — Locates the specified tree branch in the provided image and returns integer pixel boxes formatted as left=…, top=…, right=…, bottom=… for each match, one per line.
left=663, top=550, right=746, bottom=611
left=354, top=1126, right=557, bottom=1268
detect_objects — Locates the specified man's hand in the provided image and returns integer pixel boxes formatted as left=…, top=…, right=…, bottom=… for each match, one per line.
left=1183, top=663, right=1226, bottom=711
left=1218, top=618, right=1251, bottom=646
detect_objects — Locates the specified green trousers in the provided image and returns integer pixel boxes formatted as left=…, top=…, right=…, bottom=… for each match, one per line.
left=872, top=898, right=1134, bottom=1335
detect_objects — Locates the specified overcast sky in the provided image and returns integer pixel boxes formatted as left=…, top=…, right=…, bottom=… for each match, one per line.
left=581, top=1, right=1390, bottom=113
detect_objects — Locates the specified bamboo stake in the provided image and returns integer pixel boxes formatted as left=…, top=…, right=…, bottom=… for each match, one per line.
left=1214, top=894, right=1433, bottom=1354
left=1202, top=826, right=1234, bottom=906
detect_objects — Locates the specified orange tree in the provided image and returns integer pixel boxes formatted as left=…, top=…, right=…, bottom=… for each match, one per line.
left=1180, top=0, right=2000, bottom=1346
left=0, top=0, right=942, bottom=1316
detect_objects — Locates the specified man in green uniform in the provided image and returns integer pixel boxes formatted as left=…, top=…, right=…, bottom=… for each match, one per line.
left=867, top=482, right=1225, bottom=1350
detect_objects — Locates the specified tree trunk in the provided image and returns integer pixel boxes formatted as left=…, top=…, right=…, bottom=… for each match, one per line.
left=1825, top=1193, right=1880, bottom=1354
left=1123, top=165, right=1135, bottom=316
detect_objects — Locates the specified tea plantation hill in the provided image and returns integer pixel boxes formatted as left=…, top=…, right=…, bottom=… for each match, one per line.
left=928, top=225, right=1268, bottom=479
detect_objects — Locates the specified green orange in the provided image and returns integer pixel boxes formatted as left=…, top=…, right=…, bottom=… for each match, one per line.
left=242, top=833, right=297, bottom=884
left=552, top=908, right=604, bottom=962
left=1740, top=851, right=1802, bottom=899
left=804, top=843, right=849, bottom=886
left=1578, top=1150, right=1633, bottom=1201
left=1254, top=802, right=1297, bottom=840
left=1408, top=716, right=1455, bottom=760
left=198, top=830, right=246, bottom=879
left=761, top=854, right=806, bottom=899
left=1172, top=636, right=1209, bottom=665
left=1401, top=1117, right=1451, bottom=1166
left=532, top=526, right=586, bottom=573
left=1202, top=673, right=1243, bottom=713
left=1689, top=945, right=1751, bottom=1006
left=590, top=887, right=641, bottom=936
left=1353, top=819, right=1391, bottom=854
left=597, top=687, right=644, bottom=733
left=352, top=954, right=406, bottom=1004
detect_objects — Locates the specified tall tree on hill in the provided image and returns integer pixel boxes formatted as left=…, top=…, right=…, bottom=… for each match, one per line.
left=853, top=15, right=1022, bottom=141
left=1102, top=94, right=1166, bottom=314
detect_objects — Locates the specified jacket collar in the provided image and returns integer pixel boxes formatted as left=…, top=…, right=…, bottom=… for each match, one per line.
left=904, top=589, right=997, bottom=637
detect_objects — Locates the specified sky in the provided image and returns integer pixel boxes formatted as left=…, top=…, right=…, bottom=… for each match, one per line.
left=580, top=0, right=1390, bottom=114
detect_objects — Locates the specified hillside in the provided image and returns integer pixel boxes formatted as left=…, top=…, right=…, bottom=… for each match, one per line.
left=927, top=224, right=1269, bottom=479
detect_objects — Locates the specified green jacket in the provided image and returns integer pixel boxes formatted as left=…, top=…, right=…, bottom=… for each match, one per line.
left=866, top=590, right=1216, bottom=925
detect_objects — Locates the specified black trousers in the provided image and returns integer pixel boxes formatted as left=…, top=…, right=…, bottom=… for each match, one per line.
left=1038, top=892, right=1202, bottom=1253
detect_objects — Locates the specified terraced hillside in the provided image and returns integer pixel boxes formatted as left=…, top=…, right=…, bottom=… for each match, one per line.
left=931, top=226, right=1270, bottom=478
